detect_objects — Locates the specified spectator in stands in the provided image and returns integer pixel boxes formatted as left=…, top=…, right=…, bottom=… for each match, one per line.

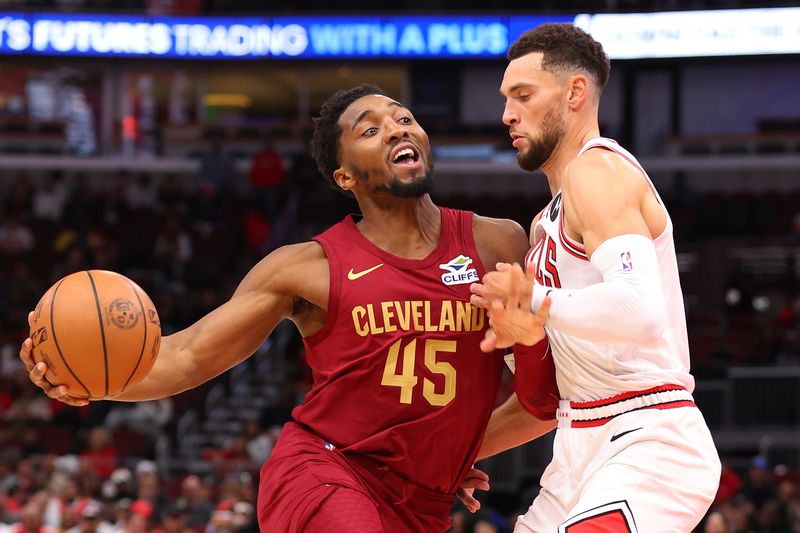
left=79, top=428, right=116, bottom=481
left=151, top=500, right=190, bottom=533
left=5, top=493, right=56, bottom=533
left=101, top=468, right=136, bottom=503
left=99, top=177, right=129, bottom=229
left=123, top=174, right=158, bottom=212
left=758, top=498, right=794, bottom=532
left=3, top=174, right=32, bottom=220
left=153, top=213, right=193, bottom=284
left=247, top=142, right=286, bottom=221
left=177, top=475, right=212, bottom=529
left=156, top=175, right=187, bottom=214
left=199, top=132, right=236, bottom=198
left=3, top=264, right=43, bottom=334
left=2, top=373, right=52, bottom=425
left=120, top=499, right=152, bottom=533
left=240, top=420, right=272, bottom=465
left=714, top=462, right=743, bottom=506
left=0, top=218, right=35, bottom=258
left=133, top=461, right=166, bottom=523
left=31, top=172, right=69, bottom=223
left=64, top=499, right=110, bottom=533
left=230, top=501, right=256, bottom=533
left=702, top=509, right=729, bottom=532
left=104, top=399, right=173, bottom=443
left=62, top=174, right=100, bottom=228
left=43, top=474, right=79, bottom=529
left=742, top=455, right=778, bottom=510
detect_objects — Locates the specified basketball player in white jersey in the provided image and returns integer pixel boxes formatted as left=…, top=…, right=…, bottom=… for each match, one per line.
left=469, top=23, right=721, bottom=532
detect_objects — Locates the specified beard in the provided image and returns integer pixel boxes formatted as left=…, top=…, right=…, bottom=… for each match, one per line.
left=372, top=171, right=435, bottom=198
left=517, top=106, right=565, bottom=172
left=353, top=157, right=436, bottom=198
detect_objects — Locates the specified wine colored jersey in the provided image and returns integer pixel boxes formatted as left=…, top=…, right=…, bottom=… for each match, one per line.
left=292, top=208, right=504, bottom=494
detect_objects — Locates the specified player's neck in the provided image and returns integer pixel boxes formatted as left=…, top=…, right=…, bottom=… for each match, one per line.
left=541, top=121, right=601, bottom=195
left=355, top=195, right=442, bottom=259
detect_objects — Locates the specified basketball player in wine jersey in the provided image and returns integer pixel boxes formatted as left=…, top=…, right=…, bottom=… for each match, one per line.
left=469, top=24, right=721, bottom=532
left=20, top=84, right=559, bottom=532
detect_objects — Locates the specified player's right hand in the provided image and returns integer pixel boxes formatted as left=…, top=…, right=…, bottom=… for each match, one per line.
left=20, top=311, right=89, bottom=407
left=457, top=467, right=490, bottom=513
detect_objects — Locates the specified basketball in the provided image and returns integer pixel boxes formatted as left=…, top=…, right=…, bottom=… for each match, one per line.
left=29, top=270, right=161, bottom=400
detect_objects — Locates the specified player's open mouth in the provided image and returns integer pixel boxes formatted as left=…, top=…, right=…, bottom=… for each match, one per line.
left=390, top=144, right=421, bottom=167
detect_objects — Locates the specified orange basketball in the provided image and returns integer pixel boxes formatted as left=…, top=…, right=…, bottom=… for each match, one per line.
left=29, top=270, right=161, bottom=400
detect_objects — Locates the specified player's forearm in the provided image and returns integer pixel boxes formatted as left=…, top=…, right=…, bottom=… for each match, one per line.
left=477, top=394, right=556, bottom=460
left=110, top=332, right=204, bottom=401
left=534, top=234, right=667, bottom=345
left=112, top=295, right=278, bottom=401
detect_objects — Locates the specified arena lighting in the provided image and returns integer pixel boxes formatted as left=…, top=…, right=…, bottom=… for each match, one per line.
left=0, top=9, right=796, bottom=59
left=203, top=93, right=253, bottom=107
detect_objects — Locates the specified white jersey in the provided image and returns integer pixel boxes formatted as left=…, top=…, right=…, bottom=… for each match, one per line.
left=525, top=137, right=694, bottom=401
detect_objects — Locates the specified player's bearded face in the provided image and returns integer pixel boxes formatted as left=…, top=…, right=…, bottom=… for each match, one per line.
left=517, top=104, right=565, bottom=172
left=337, top=94, right=437, bottom=199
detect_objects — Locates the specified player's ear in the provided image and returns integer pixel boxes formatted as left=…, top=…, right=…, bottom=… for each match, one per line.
left=333, top=167, right=355, bottom=193
left=566, top=75, right=590, bottom=109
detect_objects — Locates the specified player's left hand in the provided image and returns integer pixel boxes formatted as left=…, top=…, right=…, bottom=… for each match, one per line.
left=479, top=263, right=550, bottom=352
left=457, top=467, right=490, bottom=513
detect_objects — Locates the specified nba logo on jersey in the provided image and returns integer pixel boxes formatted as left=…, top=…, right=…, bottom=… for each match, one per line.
left=621, top=251, right=633, bottom=271
left=439, top=255, right=479, bottom=286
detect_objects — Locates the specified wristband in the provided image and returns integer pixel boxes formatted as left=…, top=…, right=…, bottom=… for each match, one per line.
left=530, top=285, right=553, bottom=314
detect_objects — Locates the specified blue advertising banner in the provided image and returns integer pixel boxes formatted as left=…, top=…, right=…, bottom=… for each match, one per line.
left=0, top=10, right=796, bottom=59
left=0, top=13, right=574, bottom=59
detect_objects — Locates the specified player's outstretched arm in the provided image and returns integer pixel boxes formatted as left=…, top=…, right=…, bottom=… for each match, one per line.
left=20, top=242, right=326, bottom=404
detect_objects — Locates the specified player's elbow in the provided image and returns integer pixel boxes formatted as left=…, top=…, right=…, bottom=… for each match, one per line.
left=629, top=304, right=667, bottom=344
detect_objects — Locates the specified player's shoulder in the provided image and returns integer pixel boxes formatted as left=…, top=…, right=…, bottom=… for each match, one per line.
left=565, top=145, right=642, bottom=190
left=244, top=241, right=328, bottom=291
left=472, top=214, right=529, bottom=265
left=266, top=240, right=327, bottom=265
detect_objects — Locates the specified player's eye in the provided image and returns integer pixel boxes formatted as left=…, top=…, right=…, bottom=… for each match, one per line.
left=362, top=126, right=378, bottom=136
left=398, top=117, right=412, bottom=124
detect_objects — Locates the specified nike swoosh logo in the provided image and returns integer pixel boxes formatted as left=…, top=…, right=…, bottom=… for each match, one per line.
left=610, top=427, right=643, bottom=442
left=347, top=263, right=385, bottom=281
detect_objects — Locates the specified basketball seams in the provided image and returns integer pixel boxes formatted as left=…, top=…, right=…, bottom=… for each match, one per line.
left=120, top=278, right=148, bottom=395
left=86, top=271, right=110, bottom=399
left=49, top=278, right=92, bottom=399
left=36, top=269, right=160, bottom=399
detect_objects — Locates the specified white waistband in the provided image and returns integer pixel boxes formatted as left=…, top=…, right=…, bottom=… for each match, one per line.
left=557, top=387, right=694, bottom=428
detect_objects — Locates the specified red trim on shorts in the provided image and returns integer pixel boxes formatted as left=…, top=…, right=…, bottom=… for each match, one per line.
left=570, top=399, right=697, bottom=428
left=564, top=509, right=632, bottom=532
left=570, top=384, right=686, bottom=410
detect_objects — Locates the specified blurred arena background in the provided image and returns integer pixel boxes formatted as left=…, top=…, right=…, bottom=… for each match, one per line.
left=0, top=1, right=799, bottom=531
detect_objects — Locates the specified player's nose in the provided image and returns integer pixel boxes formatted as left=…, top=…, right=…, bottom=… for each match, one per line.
left=383, top=118, right=409, bottom=143
left=502, top=101, right=518, bottom=126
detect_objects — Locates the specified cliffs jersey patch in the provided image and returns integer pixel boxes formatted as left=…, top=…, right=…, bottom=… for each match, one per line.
left=439, top=255, right=479, bottom=286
